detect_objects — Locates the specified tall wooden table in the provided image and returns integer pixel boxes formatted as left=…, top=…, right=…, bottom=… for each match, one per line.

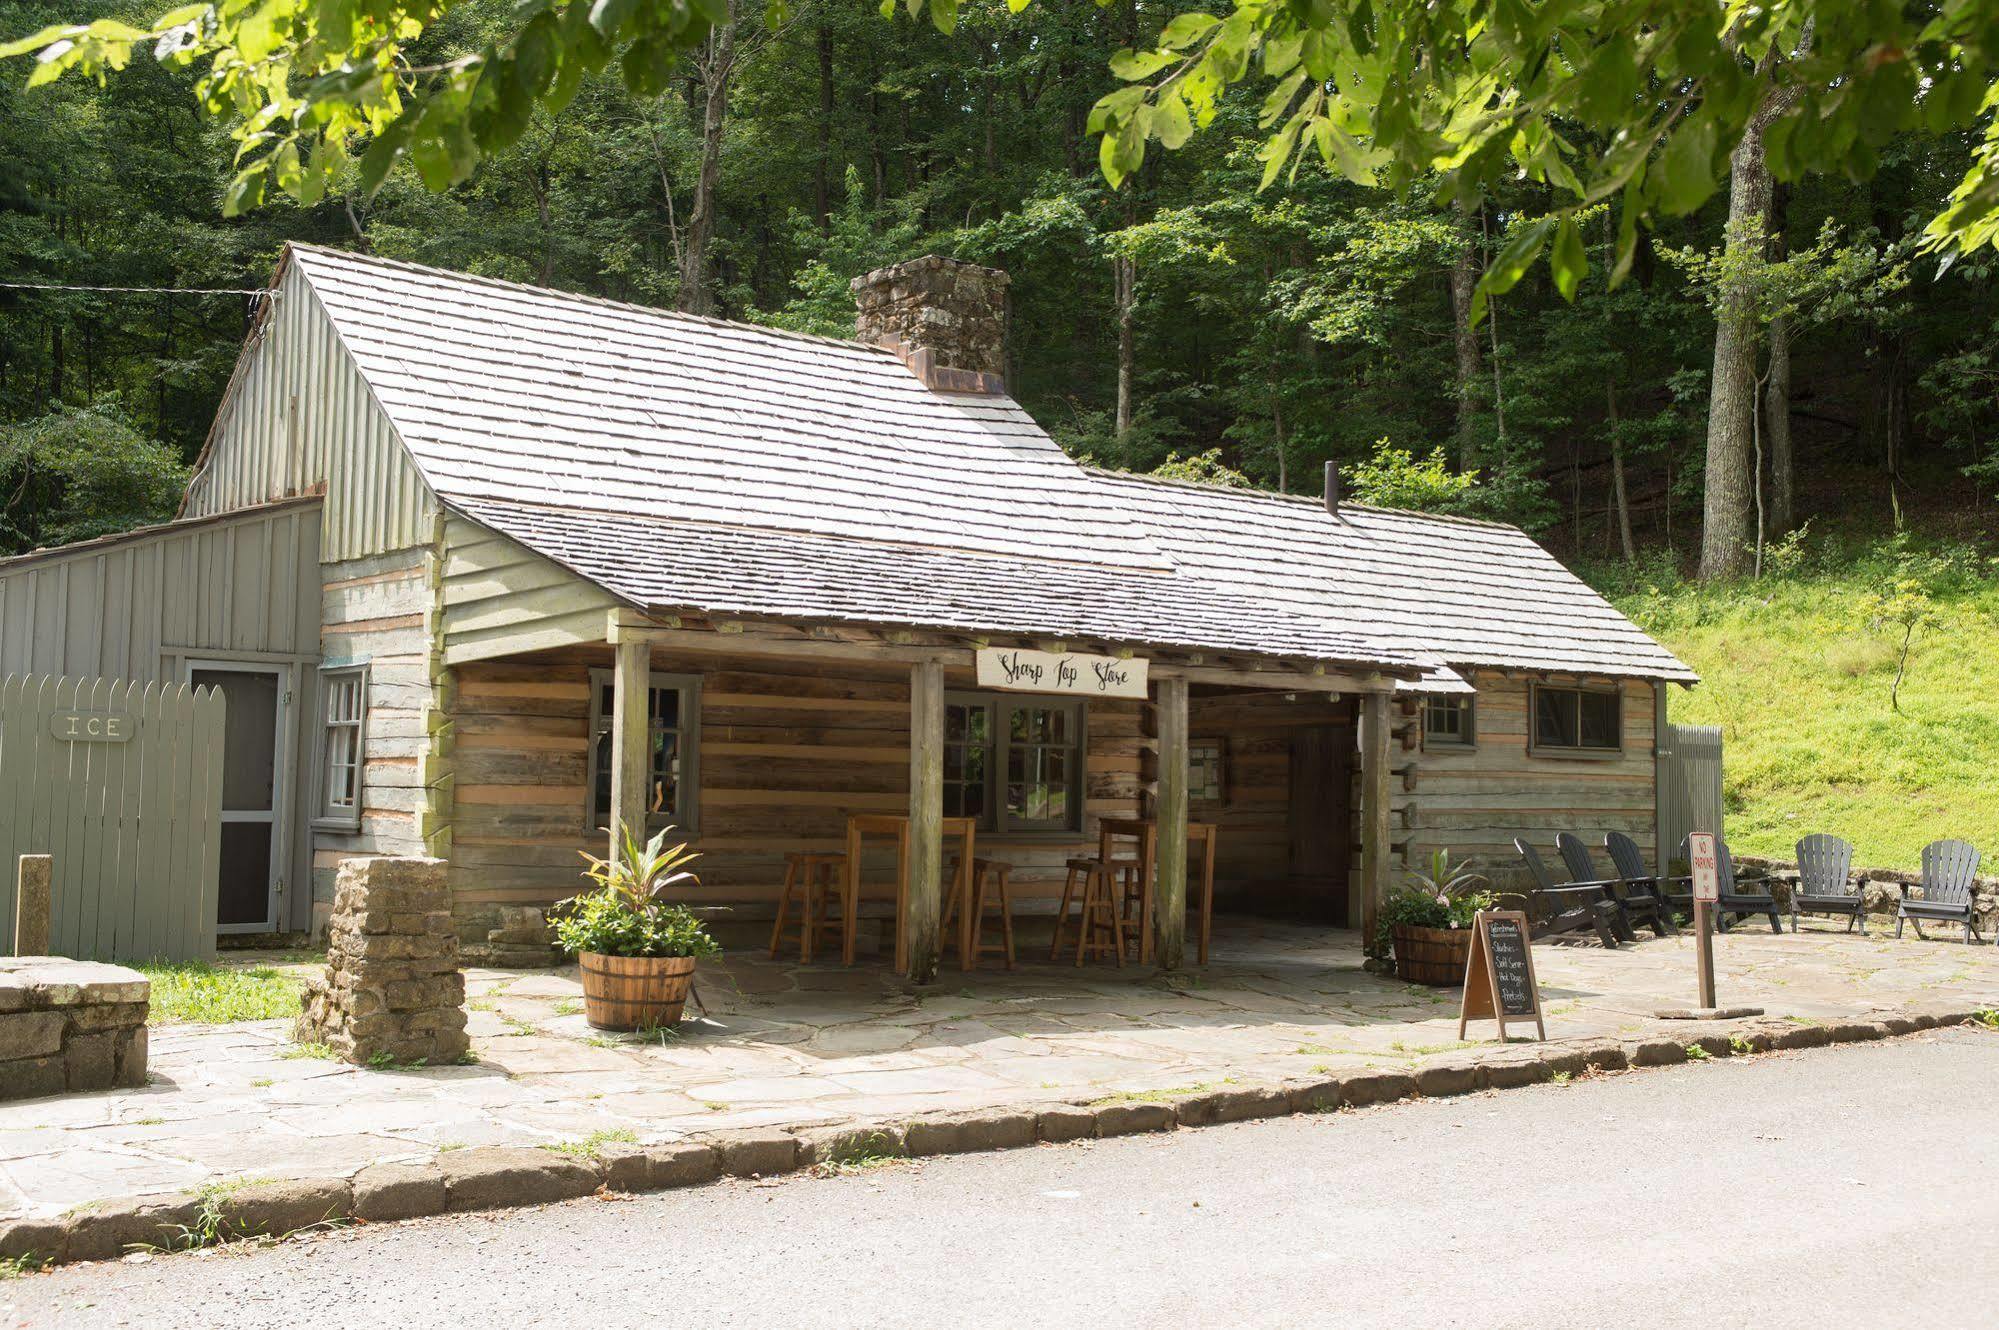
left=1097, top=817, right=1219, bottom=965
left=843, top=813, right=978, bottom=970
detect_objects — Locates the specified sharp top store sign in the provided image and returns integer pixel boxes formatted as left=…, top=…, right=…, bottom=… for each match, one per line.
left=975, top=648, right=1148, bottom=700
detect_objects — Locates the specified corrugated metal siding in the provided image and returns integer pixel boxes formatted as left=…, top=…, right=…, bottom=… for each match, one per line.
left=0, top=503, right=322, bottom=676
left=439, top=513, right=617, bottom=664
left=182, top=263, right=434, bottom=561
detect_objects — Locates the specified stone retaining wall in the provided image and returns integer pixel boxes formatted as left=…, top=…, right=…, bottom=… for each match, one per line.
left=1736, top=855, right=1999, bottom=927
left=296, top=857, right=469, bottom=1066
left=0, top=958, right=148, bottom=1101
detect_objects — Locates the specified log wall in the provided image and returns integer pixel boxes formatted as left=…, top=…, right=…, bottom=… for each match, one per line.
left=309, top=545, right=439, bottom=935
left=442, top=647, right=1149, bottom=939
left=1402, top=670, right=1659, bottom=886
left=1186, top=690, right=1356, bottom=915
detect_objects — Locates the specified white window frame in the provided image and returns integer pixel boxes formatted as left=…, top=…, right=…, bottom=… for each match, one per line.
left=587, top=669, right=702, bottom=834
left=314, top=664, right=368, bottom=831
left=1422, top=694, right=1476, bottom=749
left=944, top=691, right=1087, bottom=835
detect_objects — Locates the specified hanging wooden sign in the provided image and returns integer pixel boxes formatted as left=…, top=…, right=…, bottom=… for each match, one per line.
left=1458, top=909, right=1545, bottom=1041
left=974, top=647, right=1147, bottom=699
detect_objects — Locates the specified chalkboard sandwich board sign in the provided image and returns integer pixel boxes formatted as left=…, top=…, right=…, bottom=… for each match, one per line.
left=1458, top=910, right=1546, bottom=1041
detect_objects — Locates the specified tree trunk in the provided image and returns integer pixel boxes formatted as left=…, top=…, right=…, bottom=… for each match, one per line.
left=1113, top=255, right=1136, bottom=439
left=1698, top=118, right=1773, bottom=581
left=813, top=21, right=834, bottom=233
left=1764, top=181, right=1794, bottom=534
left=1448, top=202, right=1483, bottom=469
left=1271, top=382, right=1288, bottom=493
left=1766, top=314, right=1794, bottom=534
left=1608, top=385, right=1636, bottom=562
left=678, top=4, right=736, bottom=317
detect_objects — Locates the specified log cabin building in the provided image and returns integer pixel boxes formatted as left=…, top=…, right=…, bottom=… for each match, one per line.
left=0, top=245, right=1695, bottom=978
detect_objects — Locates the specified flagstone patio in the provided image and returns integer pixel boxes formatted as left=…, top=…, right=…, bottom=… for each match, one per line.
left=4, top=918, right=1997, bottom=1223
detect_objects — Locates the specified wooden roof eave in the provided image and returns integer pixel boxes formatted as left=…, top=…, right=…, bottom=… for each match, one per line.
left=604, top=608, right=1413, bottom=694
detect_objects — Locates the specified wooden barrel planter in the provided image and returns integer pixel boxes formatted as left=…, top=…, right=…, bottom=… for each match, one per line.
left=577, top=952, right=698, bottom=1031
left=1391, top=924, right=1474, bottom=986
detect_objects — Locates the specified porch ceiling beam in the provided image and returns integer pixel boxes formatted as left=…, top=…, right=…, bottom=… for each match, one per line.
left=606, top=611, right=1404, bottom=687
left=607, top=612, right=968, bottom=667
left=1153, top=664, right=1387, bottom=693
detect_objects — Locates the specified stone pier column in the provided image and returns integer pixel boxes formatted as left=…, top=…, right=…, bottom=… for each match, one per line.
left=297, top=857, right=469, bottom=1067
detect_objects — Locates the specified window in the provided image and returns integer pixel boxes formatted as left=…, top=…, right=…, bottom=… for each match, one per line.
left=1189, top=739, right=1226, bottom=803
left=1531, top=684, right=1622, bottom=754
left=1423, top=695, right=1475, bottom=748
left=944, top=692, right=1085, bottom=833
left=317, top=666, right=367, bottom=828
left=588, top=671, right=700, bottom=832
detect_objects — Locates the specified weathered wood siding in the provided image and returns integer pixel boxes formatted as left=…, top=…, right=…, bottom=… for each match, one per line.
left=0, top=502, right=322, bottom=677
left=181, top=262, right=434, bottom=561
left=308, top=545, right=445, bottom=935
left=438, top=513, right=620, bottom=665
left=0, top=501, right=324, bottom=932
left=442, top=648, right=1147, bottom=939
left=1185, top=691, right=1357, bottom=907
left=1404, top=671, right=1659, bottom=884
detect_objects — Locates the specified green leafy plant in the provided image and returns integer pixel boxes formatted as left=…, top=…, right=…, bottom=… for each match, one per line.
left=1373, top=850, right=1495, bottom=953
left=550, top=826, right=719, bottom=961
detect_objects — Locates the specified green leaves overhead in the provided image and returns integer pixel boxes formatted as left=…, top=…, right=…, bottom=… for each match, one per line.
left=1075, top=0, right=1999, bottom=291
left=7, top=0, right=1999, bottom=290
left=0, top=0, right=725, bottom=214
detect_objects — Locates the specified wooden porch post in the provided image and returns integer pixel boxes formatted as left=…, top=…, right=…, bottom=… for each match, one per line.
left=904, top=660, right=945, bottom=984
left=1154, top=675, right=1190, bottom=969
left=608, top=637, right=650, bottom=861
left=1358, top=690, right=1392, bottom=954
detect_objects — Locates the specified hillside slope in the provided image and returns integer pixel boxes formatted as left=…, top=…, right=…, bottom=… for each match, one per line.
left=1605, top=553, right=1999, bottom=871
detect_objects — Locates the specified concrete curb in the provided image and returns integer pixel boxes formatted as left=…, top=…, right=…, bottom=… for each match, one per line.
left=4, top=1006, right=1989, bottom=1271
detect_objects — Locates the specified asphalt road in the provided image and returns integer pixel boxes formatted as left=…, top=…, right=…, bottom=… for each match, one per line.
left=9, top=1027, right=1996, bottom=1330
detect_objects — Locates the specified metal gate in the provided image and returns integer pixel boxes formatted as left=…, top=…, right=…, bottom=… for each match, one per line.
left=1659, top=722, right=1724, bottom=870
left=0, top=674, right=226, bottom=961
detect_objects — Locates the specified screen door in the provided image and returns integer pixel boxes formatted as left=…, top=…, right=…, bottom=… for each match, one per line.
left=189, top=663, right=287, bottom=933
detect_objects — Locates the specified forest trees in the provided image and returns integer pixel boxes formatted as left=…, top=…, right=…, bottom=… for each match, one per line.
left=2, top=0, right=1999, bottom=569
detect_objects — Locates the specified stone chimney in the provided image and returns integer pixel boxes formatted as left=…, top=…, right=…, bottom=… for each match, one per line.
left=851, top=255, right=1009, bottom=393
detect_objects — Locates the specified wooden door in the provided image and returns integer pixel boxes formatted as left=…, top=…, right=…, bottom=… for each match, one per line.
left=1286, top=722, right=1353, bottom=921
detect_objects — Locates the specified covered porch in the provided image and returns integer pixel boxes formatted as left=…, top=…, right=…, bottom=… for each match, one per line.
left=445, top=605, right=1412, bottom=982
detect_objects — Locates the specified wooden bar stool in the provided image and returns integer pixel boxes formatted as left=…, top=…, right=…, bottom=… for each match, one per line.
left=1051, top=858, right=1124, bottom=967
left=770, top=851, right=849, bottom=963
left=946, top=858, right=1016, bottom=970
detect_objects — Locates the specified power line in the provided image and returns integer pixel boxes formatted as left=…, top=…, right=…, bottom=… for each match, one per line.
left=0, top=280, right=275, bottom=296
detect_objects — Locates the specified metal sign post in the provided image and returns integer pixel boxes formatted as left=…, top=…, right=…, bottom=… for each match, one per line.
left=1687, top=831, right=1720, bottom=1010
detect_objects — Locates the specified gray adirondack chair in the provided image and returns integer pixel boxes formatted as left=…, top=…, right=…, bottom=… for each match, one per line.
left=1514, top=838, right=1622, bottom=947
left=1792, top=834, right=1866, bottom=934
left=1557, top=832, right=1667, bottom=940
left=1677, top=834, right=1784, bottom=932
left=1597, top=831, right=1679, bottom=936
left=1896, top=839, right=1986, bottom=944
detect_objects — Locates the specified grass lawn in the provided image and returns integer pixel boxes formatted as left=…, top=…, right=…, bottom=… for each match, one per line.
left=1607, top=554, right=1999, bottom=870
left=136, top=952, right=320, bottom=1025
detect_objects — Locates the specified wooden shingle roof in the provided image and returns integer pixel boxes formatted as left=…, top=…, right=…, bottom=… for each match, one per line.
left=1093, top=471, right=1697, bottom=683
left=289, top=245, right=1688, bottom=683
